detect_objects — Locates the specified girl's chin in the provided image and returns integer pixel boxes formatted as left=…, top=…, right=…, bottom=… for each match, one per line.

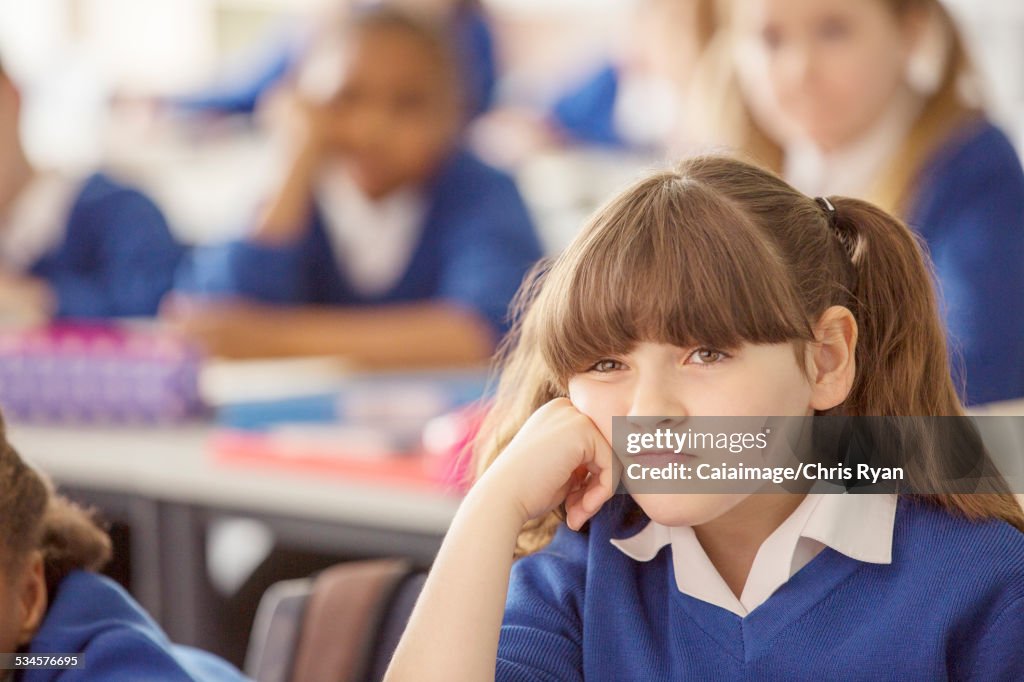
left=802, top=120, right=862, bottom=152
left=630, top=492, right=750, bottom=528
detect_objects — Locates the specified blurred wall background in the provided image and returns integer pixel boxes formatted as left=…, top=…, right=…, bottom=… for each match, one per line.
left=0, top=0, right=1020, bottom=249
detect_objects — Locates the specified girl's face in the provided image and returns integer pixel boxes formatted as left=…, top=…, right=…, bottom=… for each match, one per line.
left=568, top=341, right=816, bottom=526
left=317, top=28, right=461, bottom=199
left=732, top=0, right=917, bottom=151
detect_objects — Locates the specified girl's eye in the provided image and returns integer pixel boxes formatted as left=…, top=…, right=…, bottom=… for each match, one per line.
left=588, top=359, right=624, bottom=373
left=688, top=348, right=728, bottom=366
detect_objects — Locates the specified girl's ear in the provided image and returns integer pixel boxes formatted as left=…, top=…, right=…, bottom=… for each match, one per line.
left=15, top=552, right=47, bottom=647
left=807, top=306, right=857, bottom=411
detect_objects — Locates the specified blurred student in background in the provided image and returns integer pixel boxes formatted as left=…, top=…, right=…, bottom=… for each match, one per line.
left=173, top=0, right=497, bottom=121
left=0, top=60, right=183, bottom=323
left=170, top=6, right=541, bottom=367
left=549, top=0, right=716, bottom=151
left=703, top=0, right=1024, bottom=405
left=475, top=0, right=717, bottom=166
left=0, top=416, right=247, bottom=681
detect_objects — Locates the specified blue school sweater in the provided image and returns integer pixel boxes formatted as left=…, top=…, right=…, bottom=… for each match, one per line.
left=29, top=173, right=184, bottom=319
left=181, top=149, right=542, bottom=338
left=497, top=497, right=1024, bottom=681
left=906, top=119, right=1024, bottom=405
left=550, top=64, right=623, bottom=148
left=21, top=571, right=247, bottom=682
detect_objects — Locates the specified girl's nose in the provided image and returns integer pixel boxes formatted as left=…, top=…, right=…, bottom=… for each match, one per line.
left=625, top=414, right=687, bottom=432
left=625, top=381, right=688, bottom=428
left=778, top=43, right=814, bottom=90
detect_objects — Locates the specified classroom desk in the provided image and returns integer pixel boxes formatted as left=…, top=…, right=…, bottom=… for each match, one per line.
left=10, top=401, right=1024, bottom=648
left=7, top=422, right=461, bottom=649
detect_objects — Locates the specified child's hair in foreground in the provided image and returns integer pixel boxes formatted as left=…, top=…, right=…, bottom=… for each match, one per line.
left=472, top=155, right=1024, bottom=555
left=0, top=416, right=111, bottom=595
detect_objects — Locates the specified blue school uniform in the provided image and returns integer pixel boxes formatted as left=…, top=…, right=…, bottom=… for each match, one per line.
left=21, top=571, right=247, bottom=682
left=29, top=173, right=183, bottom=319
left=180, top=149, right=542, bottom=338
left=497, top=497, right=1024, bottom=681
left=906, top=119, right=1024, bottom=405
left=550, top=64, right=623, bottom=148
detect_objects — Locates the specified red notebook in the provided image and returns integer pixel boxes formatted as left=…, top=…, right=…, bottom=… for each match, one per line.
left=210, top=429, right=457, bottom=494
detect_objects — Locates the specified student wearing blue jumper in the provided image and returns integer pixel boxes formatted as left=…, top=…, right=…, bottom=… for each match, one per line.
left=712, top=0, right=1024, bottom=405
left=534, top=0, right=715, bottom=152
left=0, top=62, right=183, bottom=322
left=384, top=156, right=1024, bottom=681
left=171, top=6, right=540, bottom=366
left=0, top=416, right=247, bottom=681
left=491, top=0, right=716, bottom=156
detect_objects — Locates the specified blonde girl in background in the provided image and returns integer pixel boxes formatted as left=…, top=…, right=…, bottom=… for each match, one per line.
left=384, top=155, right=1024, bottom=680
left=699, top=0, right=1024, bottom=406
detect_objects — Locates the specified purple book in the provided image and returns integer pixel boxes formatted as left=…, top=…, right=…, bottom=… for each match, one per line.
left=0, top=323, right=205, bottom=424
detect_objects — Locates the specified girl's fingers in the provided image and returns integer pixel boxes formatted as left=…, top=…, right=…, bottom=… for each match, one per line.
left=566, top=441, right=618, bottom=529
left=566, top=483, right=606, bottom=530
left=554, top=482, right=575, bottom=515
left=564, top=488, right=586, bottom=530
left=584, top=430, right=617, bottom=511
left=561, top=419, right=617, bottom=528
left=565, top=499, right=589, bottom=532
left=580, top=479, right=611, bottom=514
left=600, top=438, right=622, bottom=501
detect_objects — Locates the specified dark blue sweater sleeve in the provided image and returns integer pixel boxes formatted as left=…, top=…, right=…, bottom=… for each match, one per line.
left=961, top=597, right=1024, bottom=681
left=24, top=571, right=248, bottom=682
left=38, top=177, right=183, bottom=318
left=496, top=527, right=586, bottom=682
left=550, top=65, right=623, bottom=148
left=435, top=171, right=542, bottom=339
left=178, top=237, right=308, bottom=304
left=28, top=632, right=248, bottom=682
left=909, top=125, right=1024, bottom=405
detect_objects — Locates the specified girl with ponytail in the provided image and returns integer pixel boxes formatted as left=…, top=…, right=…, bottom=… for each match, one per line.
left=0, top=415, right=246, bottom=681
left=386, top=155, right=1024, bottom=681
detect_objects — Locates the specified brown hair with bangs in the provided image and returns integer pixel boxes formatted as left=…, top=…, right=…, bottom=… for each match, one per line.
left=473, top=154, right=1024, bottom=556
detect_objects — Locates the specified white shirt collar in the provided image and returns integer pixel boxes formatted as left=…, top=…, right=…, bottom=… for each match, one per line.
left=315, top=165, right=427, bottom=297
left=610, top=493, right=897, bottom=617
left=783, top=89, right=923, bottom=199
